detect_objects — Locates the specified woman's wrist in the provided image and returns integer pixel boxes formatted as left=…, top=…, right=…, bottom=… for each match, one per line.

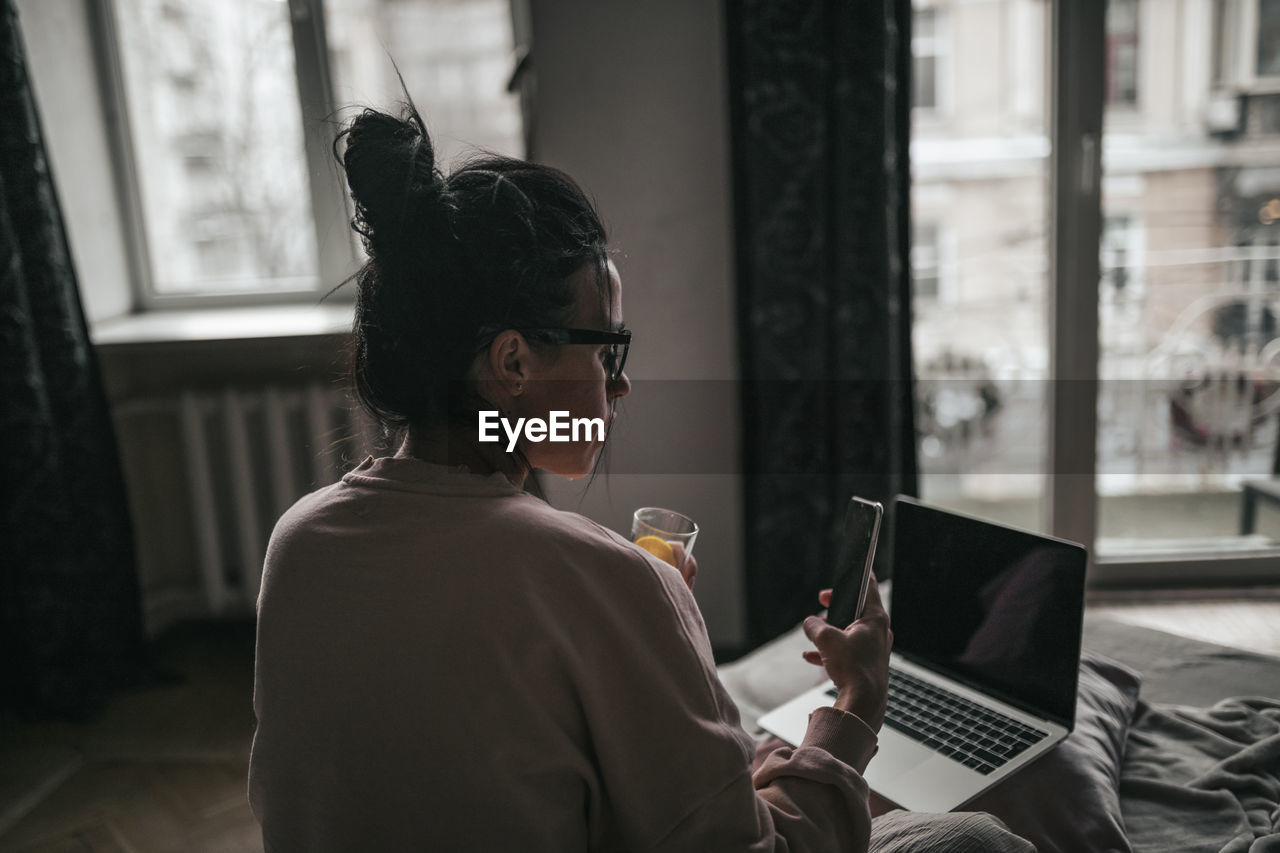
left=833, top=682, right=885, bottom=732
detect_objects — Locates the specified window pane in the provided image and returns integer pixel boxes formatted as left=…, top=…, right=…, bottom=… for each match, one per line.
left=1258, top=0, right=1280, bottom=77
left=913, top=8, right=940, bottom=111
left=1098, top=0, right=1280, bottom=557
left=1107, top=0, right=1139, bottom=107
left=912, top=0, right=1051, bottom=532
left=914, top=55, right=938, bottom=110
left=912, top=223, right=942, bottom=301
left=115, top=0, right=319, bottom=295
left=916, top=7, right=937, bottom=40
left=323, top=0, right=523, bottom=171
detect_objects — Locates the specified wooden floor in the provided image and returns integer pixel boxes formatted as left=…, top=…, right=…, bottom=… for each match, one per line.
left=0, top=622, right=261, bottom=852
left=2, top=598, right=1279, bottom=851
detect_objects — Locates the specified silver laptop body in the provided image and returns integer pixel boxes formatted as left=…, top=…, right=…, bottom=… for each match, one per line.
left=758, top=496, right=1087, bottom=813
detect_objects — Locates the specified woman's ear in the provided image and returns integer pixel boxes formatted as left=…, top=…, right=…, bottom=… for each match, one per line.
left=487, top=330, right=530, bottom=396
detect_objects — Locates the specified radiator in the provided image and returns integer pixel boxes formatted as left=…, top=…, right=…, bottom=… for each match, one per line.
left=175, top=383, right=379, bottom=613
left=126, top=383, right=380, bottom=615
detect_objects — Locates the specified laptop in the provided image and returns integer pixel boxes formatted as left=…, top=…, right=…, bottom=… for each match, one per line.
left=757, top=495, right=1088, bottom=813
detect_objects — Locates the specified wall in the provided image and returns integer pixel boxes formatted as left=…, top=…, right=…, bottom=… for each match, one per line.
left=15, top=0, right=134, bottom=323
left=530, top=0, right=746, bottom=648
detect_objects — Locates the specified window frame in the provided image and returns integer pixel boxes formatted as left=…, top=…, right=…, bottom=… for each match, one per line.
left=92, top=0, right=360, bottom=310
left=1051, top=0, right=1280, bottom=586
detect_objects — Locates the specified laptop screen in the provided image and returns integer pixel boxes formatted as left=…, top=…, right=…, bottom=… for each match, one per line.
left=890, top=497, right=1087, bottom=729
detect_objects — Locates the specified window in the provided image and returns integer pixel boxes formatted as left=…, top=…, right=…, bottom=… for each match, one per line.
left=911, top=0, right=1280, bottom=583
left=912, top=223, right=943, bottom=301
left=913, top=7, right=946, bottom=113
left=1215, top=0, right=1280, bottom=90
left=1259, top=0, right=1280, bottom=76
left=1096, top=0, right=1280, bottom=573
left=1106, top=0, right=1139, bottom=106
left=102, top=0, right=523, bottom=306
left=911, top=0, right=1049, bottom=530
left=1214, top=0, right=1233, bottom=87
left=323, top=0, right=522, bottom=171
left=111, top=0, right=319, bottom=297
left=1099, top=214, right=1143, bottom=303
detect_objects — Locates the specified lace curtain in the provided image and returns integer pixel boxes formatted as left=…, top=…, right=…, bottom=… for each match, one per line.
left=0, top=1, right=148, bottom=717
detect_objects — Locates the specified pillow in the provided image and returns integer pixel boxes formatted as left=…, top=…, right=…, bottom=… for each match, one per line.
left=967, top=650, right=1142, bottom=853
left=869, top=810, right=1036, bottom=853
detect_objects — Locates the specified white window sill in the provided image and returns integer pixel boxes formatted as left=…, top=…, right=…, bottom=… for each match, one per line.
left=91, top=304, right=353, bottom=346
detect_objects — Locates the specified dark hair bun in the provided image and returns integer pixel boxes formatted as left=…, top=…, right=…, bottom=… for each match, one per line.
left=340, top=108, right=451, bottom=260
left=336, top=102, right=610, bottom=431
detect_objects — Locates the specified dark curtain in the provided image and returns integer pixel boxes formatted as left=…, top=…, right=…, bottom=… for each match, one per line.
left=0, top=1, right=149, bottom=717
left=727, top=0, right=918, bottom=646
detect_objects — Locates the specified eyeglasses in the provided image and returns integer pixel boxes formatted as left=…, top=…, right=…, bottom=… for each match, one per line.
left=516, top=327, right=631, bottom=382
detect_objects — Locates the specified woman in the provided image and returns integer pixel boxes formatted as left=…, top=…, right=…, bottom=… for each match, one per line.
left=247, top=105, right=1005, bottom=852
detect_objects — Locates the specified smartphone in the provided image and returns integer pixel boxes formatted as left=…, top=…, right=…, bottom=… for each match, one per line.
left=826, top=496, right=884, bottom=628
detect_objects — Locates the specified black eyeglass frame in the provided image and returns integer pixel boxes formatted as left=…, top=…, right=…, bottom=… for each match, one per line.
left=514, top=327, right=632, bottom=381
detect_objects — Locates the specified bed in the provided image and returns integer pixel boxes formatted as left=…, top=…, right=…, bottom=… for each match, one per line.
left=719, top=608, right=1280, bottom=852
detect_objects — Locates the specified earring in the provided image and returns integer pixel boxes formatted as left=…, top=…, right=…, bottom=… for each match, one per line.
left=515, top=382, right=524, bottom=393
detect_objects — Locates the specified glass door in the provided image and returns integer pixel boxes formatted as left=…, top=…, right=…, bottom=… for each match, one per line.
left=1096, top=0, right=1280, bottom=564
left=911, top=0, right=1054, bottom=533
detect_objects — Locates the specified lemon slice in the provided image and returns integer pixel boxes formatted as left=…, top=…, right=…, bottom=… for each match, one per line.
left=634, top=535, right=676, bottom=567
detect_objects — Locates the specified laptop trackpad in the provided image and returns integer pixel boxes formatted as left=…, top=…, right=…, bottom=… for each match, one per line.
left=863, top=730, right=934, bottom=788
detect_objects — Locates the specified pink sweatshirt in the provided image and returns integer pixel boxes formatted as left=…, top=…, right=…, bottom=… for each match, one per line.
left=249, top=455, right=878, bottom=851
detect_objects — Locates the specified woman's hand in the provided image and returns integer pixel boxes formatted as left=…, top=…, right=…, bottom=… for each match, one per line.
left=669, top=542, right=698, bottom=592
left=801, top=576, right=892, bottom=732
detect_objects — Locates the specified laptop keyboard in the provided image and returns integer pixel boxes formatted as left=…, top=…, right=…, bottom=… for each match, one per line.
left=826, top=668, right=1049, bottom=776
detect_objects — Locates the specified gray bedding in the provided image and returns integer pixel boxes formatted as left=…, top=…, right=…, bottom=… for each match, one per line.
left=1083, top=616, right=1280, bottom=853
left=1121, top=698, right=1280, bottom=852
left=720, top=613, right=1280, bottom=852
left=1081, top=615, right=1280, bottom=708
